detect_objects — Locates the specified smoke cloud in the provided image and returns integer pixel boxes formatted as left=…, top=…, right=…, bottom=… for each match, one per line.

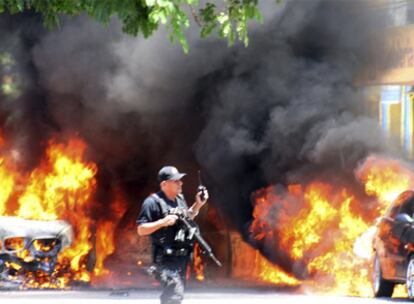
left=0, top=0, right=396, bottom=276
left=196, top=0, right=393, bottom=232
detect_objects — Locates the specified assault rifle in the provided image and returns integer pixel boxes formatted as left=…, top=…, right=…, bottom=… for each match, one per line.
left=169, top=207, right=222, bottom=267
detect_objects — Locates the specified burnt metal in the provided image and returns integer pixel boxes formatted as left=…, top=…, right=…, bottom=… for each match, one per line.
left=372, top=190, right=414, bottom=298
left=0, top=216, right=73, bottom=287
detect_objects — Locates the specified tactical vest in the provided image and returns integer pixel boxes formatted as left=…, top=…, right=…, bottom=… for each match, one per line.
left=151, top=193, right=191, bottom=248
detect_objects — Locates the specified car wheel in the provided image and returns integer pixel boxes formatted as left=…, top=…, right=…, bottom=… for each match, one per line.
left=373, top=253, right=395, bottom=297
left=407, top=256, right=414, bottom=299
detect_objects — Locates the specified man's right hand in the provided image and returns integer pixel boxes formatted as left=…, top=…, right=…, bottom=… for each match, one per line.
left=162, top=214, right=178, bottom=227
left=137, top=214, right=179, bottom=236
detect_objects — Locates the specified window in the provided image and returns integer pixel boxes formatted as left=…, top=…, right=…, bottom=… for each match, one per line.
left=387, top=190, right=414, bottom=218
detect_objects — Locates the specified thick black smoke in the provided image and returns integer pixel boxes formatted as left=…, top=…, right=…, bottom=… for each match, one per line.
left=196, top=0, right=394, bottom=232
left=0, top=0, right=396, bottom=276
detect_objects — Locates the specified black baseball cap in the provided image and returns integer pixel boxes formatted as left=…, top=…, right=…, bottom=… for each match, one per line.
left=158, top=166, right=186, bottom=182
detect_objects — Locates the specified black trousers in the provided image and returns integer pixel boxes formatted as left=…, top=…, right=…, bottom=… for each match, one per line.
left=156, top=255, right=189, bottom=304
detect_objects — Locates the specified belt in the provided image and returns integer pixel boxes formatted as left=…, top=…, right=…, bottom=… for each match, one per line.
left=163, top=248, right=189, bottom=256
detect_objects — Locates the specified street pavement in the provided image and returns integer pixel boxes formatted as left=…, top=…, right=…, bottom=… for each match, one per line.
left=0, top=289, right=412, bottom=304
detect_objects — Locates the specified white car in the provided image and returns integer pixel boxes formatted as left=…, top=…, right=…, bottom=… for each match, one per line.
left=0, top=216, right=73, bottom=287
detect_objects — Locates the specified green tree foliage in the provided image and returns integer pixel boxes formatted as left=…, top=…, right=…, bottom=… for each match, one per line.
left=0, top=0, right=270, bottom=52
left=0, top=52, right=20, bottom=99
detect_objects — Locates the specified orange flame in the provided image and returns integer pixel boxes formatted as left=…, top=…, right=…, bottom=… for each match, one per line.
left=94, top=221, right=114, bottom=277
left=94, top=189, right=127, bottom=277
left=193, top=243, right=205, bottom=281
left=255, top=253, right=300, bottom=286
left=15, top=139, right=97, bottom=284
left=251, top=183, right=371, bottom=295
left=356, top=155, right=414, bottom=211
left=250, top=155, right=414, bottom=297
left=0, top=160, right=14, bottom=214
left=0, top=137, right=126, bottom=288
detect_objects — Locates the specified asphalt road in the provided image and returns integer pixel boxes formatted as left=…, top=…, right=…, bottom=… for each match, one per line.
left=0, top=289, right=412, bottom=304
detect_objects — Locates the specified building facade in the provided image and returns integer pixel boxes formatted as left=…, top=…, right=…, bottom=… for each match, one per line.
left=363, top=1, right=414, bottom=158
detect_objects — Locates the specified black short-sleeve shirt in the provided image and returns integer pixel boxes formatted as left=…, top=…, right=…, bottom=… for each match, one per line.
left=136, top=194, right=164, bottom=226
left=137, top=191, right=188, bottom=248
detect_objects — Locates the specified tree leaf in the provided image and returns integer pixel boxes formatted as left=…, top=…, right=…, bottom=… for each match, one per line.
left=0, top=0, right=276, bottom=53
left=145, top=0, right=156, bottom=7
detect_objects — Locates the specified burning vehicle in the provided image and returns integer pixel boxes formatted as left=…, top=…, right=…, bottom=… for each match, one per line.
left=0, top=0, right=410, bottom=296
left=0, top=216, right=73, bottom=288
left=372, top=190, right=414, bottom=299
left=0, top=138, right=127, bottom=289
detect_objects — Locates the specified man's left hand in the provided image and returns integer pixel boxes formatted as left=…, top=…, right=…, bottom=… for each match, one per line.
left=195, top=186, right=209, bottom=206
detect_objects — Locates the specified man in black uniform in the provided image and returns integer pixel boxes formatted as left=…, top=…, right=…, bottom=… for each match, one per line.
left=137, top=166, right=208, bottom=304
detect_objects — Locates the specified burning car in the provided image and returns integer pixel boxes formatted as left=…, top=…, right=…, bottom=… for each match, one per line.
left=0, top=216, right=73, bottom=288
left=372, top=190, right=414, bottom=299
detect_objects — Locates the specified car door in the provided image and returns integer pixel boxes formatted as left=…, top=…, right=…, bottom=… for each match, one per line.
left=377, top=218, right=400, bottom=279
left=390, top=218, right=412, bottom=278
left=376, top=191, right=414, bottom=279
left=394, top=197, right=414, bottom=278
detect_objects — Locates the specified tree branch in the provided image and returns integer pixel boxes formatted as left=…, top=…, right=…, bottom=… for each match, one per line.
left=189, top=4, right=201, bottom=27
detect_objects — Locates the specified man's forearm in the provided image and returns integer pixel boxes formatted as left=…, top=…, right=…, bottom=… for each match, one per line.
left=188, top=202, right=203, bottom=219
left=137, top=219, right=165, bottom=236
